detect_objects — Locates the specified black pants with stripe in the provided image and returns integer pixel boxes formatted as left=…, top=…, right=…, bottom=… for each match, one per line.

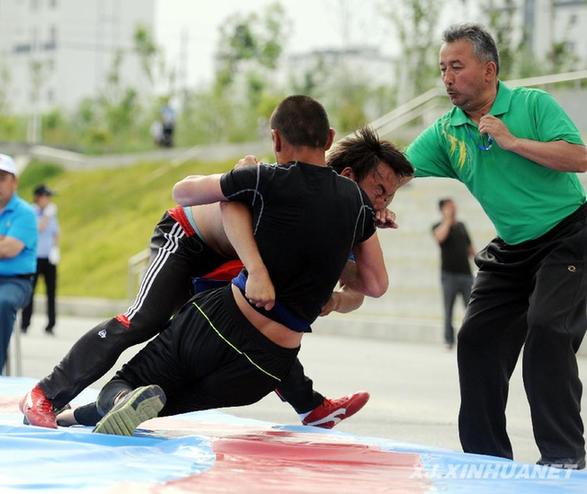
left=458, top=204, right=587, bottom=461
left=40, top=210, right=323, bottom=413
left=40, top=211, right=229, bottom=409
left=111, top=285, right=299, bottom=415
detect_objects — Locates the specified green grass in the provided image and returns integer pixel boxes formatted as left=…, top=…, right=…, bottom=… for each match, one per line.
left=19, top=158, right=238, bottom=299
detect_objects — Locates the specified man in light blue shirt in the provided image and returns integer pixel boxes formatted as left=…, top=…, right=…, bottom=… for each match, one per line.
left=0, top=154, right=37, bottom=373
left=21, top=184, right=60, bottom=334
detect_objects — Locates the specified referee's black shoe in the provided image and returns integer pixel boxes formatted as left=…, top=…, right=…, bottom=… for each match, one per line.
left=537, top=456, right=586, bottom=470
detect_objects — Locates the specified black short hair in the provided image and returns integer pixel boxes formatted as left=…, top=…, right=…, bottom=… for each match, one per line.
left=438, top=198, right=453, bottom=210
left=327, top=126, right=414, bottom=181
left=270, top=95, right=330, bottom=148
left=442, top=23, right=500, bottom=75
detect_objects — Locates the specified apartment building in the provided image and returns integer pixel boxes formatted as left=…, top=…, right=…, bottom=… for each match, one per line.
left=0, top=0, right=155, bottom=113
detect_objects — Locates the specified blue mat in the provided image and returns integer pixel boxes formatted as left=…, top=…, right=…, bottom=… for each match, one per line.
left=1, top=377, right=586, bottom=493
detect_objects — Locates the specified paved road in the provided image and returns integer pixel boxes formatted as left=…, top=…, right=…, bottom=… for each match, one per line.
left=7, top=313, right=587, bottom=465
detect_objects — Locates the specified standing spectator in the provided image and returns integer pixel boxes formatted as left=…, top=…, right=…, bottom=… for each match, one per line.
left=0, top=154, right=37, bottom=372
left=21, top=184, right=59, bottom=335
left=432, top=198, right=474, bottom=349
left=406, top=23, right=587, bottom=468
left=149, top=120, right=163, bottom=147
left=160, top=102, right=176, bottom=147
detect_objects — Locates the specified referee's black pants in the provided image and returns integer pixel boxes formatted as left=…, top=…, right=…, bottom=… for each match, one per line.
left=458, top=204, right=587, bottom=462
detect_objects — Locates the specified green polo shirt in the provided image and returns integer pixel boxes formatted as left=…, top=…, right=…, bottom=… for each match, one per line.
left=406, top=81, right=586, bottom=244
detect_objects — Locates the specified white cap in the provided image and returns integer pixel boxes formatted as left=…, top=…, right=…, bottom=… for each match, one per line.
left=0, top=154, right=17, bottom=175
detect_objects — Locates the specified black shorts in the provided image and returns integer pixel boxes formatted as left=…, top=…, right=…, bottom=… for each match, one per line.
left=113, top=285, right=300, bottom=416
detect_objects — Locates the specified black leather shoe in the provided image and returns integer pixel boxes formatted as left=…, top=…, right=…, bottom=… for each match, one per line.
left=537, top=456, right=586, bottom=470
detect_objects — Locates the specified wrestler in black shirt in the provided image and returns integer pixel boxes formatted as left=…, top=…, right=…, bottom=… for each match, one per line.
left=221, top=161, right=375, bottom=329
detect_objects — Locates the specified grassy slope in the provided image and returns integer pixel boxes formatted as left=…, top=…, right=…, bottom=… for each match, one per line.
left=19, top=158, right=239, bottom=299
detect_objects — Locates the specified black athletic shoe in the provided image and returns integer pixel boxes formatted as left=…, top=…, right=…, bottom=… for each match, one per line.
left=93, top=385, right=166, bottom=436
left=537, top=456, right=586, bottom=470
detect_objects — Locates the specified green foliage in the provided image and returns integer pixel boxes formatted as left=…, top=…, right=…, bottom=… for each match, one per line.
left=0, top=114, right=26, bottom=141
left=34, top=28, right=162, bottom=154
left=25, top=158, right=236, bottom=298
left=133, top=24, right=158, bottom=84
left=484, top=2, right=583, bottom=79
left=0, top=2, right=394, bottom=153
left=484, top=1, right=518, bottom=78
left=0, top=63, right=11, bottom=113
left=177, top=2, right=291, bottom=145
left=382, top=0, right=443, bottom=101
left=546, top=40, right=579, bottom=74
left=215, top=1, right=288, bottom=88
left=288, top=53, right=391, bottom=135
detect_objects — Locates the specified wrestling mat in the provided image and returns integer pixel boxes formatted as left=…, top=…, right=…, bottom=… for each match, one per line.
left=0, top=377, right=585, bottom=493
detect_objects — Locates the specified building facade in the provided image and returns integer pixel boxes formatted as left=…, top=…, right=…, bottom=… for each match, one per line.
left=0, top=0, right=155, bottom=114
left=491, top=0, right=587, bottom=65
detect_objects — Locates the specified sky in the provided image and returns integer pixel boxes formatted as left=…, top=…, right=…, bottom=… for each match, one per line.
left=155, top=0, right=480, bottom=90
left=155, top=0, right=397, bottom=88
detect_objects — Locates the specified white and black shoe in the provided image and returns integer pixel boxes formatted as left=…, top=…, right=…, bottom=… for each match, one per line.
left=93, top=385, right=166, bottom=436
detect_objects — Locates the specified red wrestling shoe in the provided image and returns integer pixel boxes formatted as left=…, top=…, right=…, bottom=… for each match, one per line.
left=302, top=391, right=370, bottom=429
left=19, top=384, right=57, bottom=429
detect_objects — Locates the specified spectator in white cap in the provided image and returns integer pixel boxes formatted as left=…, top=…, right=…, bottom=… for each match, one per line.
left=21, top=183, right=60, bottom=335
left=0, top=154, right=37, bottom=373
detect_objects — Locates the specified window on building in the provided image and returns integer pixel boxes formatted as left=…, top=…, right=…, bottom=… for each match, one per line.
left=49, top=0, right=57, bottom=8
left=47, top=88, right=54, bottom=102
left=45, top=25, right=57, bottom=49
left=30, top=0, right=39, bottom=10
left=13, top=43, right=32, bottom=54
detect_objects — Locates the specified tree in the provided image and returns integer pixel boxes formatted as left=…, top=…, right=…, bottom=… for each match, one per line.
left=483, top=0, right=519, bottom=79
left=483, top=1, right=583, bottom=79
left=214, top=2, right=289, bottom=92
left=133, top=24, right=158, bottom=85
left=0, top=64, right=10, bottom=113
left=181, top=1, right=290, bottom=143
left=382, top=0, right=444, bottom=102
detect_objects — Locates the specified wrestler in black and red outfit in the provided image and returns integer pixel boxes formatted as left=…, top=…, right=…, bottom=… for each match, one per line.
left=21, top=115, right=412, bottom=430
left=81, top=94, right=392, bottom=435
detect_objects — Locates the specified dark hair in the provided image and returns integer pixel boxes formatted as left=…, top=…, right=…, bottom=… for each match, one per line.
left=438, top=198, right=453, bottom=210
left=33, top=184, right=54, bottom=196
left=270, top=95, right=330, bottom=148
left=327, top=126, right=414, bottom=181
left=442, top=23, right=500, bottom=75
